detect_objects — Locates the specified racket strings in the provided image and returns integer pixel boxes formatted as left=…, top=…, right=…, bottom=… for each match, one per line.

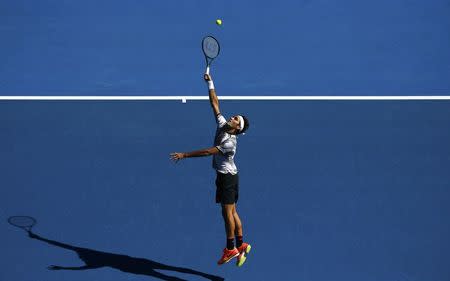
left=202, top=36, right=220, bottom=59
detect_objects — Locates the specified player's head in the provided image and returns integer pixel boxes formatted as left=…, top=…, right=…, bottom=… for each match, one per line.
left=227, top=115, right=249, bottom=135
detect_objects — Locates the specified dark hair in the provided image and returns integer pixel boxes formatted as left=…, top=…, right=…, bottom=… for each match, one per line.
left=237, top=115, right=249, bottom=135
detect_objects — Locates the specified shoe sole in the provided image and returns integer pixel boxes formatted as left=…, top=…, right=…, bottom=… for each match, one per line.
left=236, top=244, right=252, bottom=267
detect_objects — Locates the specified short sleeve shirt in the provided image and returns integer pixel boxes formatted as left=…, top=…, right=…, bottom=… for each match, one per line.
left=212, top=114, right=238, bottom=174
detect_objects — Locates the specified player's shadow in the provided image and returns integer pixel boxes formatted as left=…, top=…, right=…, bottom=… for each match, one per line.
left=28, top=232, right=224, bottom=281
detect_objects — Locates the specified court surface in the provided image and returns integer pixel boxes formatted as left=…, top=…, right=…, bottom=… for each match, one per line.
left=1, top=1, right=450, bottom=281
left=2, top=101, right=450, bottom=281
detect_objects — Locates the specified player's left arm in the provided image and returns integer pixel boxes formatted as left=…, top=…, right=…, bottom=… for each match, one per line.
left=170, top=147, right=220, bottom=162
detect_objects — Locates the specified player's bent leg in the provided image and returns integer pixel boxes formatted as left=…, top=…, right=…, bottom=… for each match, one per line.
left=221, top=204, right=236, bottom=238
left=218, top=204, right=239, bottom=265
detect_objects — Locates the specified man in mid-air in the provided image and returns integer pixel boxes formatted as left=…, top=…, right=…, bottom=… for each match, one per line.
left=170, top=71, right=251, bottom=266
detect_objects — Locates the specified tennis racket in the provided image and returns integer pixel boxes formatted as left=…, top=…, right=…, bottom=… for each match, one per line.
left=202, top=35, right=220, bottom=75
left=8, top=216, right=37, bottom=233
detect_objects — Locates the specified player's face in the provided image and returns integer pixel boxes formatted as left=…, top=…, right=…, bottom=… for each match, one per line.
left=227, top=115, right=241, bottom=130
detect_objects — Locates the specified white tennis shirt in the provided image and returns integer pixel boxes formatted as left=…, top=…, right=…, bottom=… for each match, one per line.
left=212, top=114, right=238, bottom=175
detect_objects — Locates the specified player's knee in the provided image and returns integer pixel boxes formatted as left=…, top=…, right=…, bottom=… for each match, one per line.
left=221, top=209, right=227, bottom=218
left=221, top=207, right=233, bottom=218
left=221, top=207, right=230, bottom=217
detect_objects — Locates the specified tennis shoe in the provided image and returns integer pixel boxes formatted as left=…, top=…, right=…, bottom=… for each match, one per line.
left=217, top=248, right=239, bottom=265
left=236, top=243, right=251, bottom=267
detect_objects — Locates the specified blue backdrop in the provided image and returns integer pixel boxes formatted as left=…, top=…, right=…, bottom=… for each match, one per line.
left=1, top=0, right=449, bottom=96
left=1, top=1, right=450, bottom=281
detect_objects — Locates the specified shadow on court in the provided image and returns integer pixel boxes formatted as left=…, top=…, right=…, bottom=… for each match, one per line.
left=26, top=231, right=224, bottom=281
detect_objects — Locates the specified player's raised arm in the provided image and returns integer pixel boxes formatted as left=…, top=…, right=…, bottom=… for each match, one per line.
left=204, top=73, right=220, bottom=117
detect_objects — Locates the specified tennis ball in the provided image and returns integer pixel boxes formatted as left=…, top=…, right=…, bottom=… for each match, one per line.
left=216, top=19, right=222, bottom=26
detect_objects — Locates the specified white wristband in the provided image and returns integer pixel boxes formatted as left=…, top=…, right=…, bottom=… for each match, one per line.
left=208, top=80, right=215, bottom=90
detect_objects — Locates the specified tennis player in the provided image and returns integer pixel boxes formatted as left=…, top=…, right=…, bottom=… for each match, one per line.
left=170, top=72, right=251, bottom=266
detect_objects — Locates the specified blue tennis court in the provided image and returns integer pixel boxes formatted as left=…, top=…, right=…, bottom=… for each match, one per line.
left=1, top=1, right=450, bottom=281
left=2, top=101, right=450, bottom=281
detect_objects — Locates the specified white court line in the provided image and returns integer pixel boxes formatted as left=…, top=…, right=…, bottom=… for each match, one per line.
left=0, top=96, right=450, bottom=101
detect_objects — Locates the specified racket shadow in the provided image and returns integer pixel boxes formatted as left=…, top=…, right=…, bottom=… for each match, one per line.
left=26, top=231, right=224, bottom=281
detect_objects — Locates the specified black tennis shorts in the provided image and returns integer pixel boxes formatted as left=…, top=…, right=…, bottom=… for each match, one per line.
left=215, top=172, right=239, bottom=204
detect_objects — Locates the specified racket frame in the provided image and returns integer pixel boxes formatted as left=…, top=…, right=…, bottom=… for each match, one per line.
left=8, top=216, right=37, bottom=232
left=202, top=35, right=220, bottom=74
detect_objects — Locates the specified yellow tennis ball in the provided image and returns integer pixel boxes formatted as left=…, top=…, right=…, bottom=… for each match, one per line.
left=216, top=19, right=222, bottom=26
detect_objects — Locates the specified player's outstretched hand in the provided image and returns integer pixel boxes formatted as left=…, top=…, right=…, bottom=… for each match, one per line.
left=170, top=152, right=185, bottom=163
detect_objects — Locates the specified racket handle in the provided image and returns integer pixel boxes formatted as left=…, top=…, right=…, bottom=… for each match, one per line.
left=206, top=66, right=210, bottom=75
